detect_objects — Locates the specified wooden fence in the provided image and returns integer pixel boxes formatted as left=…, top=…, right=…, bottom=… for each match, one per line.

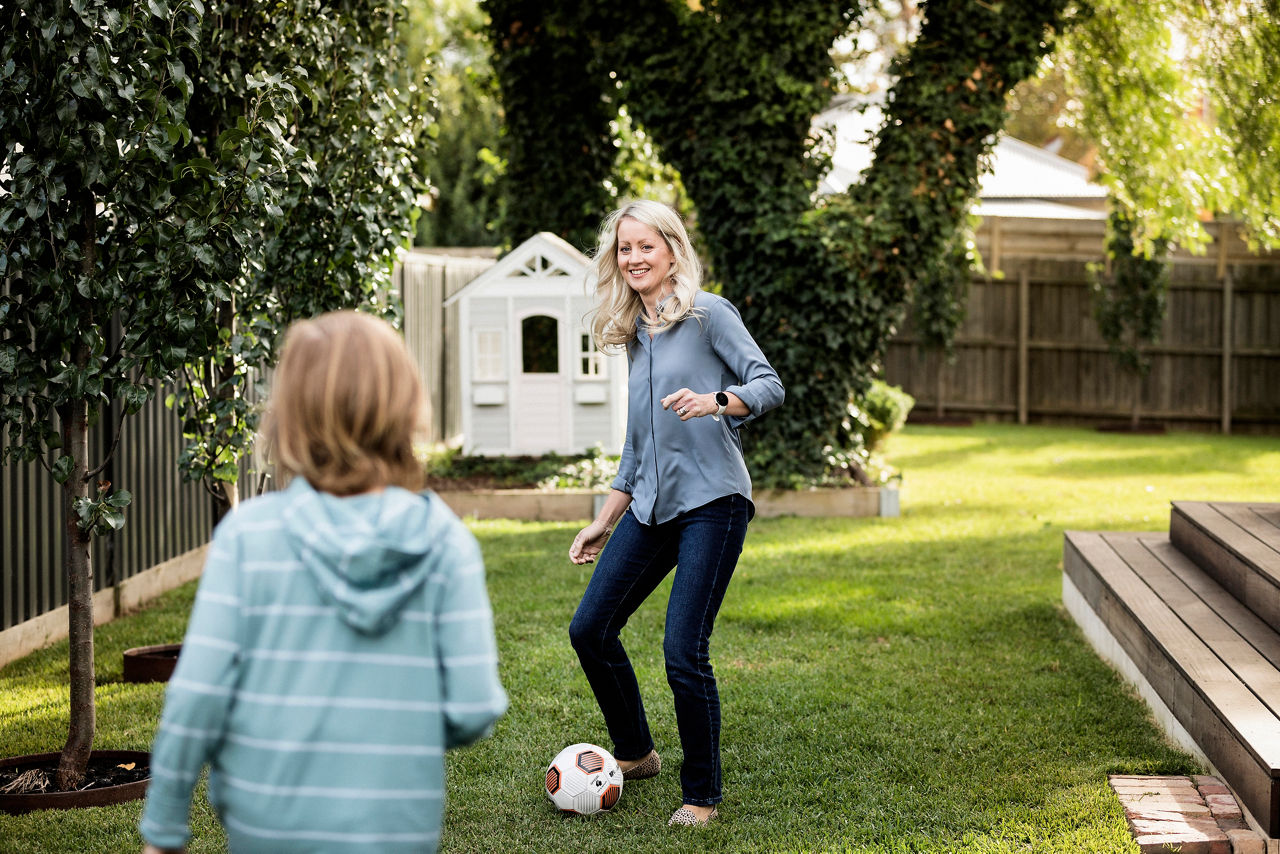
left=399, top=249, right=498, bottom=445
left=884, top=218, right=1280, bottom=432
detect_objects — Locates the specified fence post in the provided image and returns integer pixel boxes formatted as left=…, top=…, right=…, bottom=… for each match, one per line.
left=1221, top=270, right=1234, bottom=435
left=1018, top=269, right=1029, bottom=425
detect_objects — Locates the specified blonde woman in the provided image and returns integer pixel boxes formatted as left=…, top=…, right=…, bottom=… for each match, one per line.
left=568, top=200, right=784, bottom=826
left=140, top=312, right=507, bottom=854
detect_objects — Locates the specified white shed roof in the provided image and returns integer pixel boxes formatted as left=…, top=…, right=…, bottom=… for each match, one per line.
left=816, top=97, right=1106, bottom=205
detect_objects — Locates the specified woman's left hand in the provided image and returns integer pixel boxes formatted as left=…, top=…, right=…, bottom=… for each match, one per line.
left=661, top=389, right=714, bottom=421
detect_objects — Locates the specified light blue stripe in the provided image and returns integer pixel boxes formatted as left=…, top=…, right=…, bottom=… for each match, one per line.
left=236, top=691, right=440, bottom=711
left=197, top=591, right=240, bottom=607
left=187, top=634, right=239, bottom=652
left=227, top=733, right=442, bottom=756
left=243, top=560, right=303, bottom=573
left=443, top=653, right=496, bottom=667
left=246, top=649, right=435, bottom=667
left=223, top=774, right=441, bottom=800
left=160, top=722, right=219, bottom=740
left=439, top=608, right=491, bottom=623
left=225, top=815, right=438, bottom=844
left=150, top=764, right=200, bottom=784
left=170, top=677, right=232, bottom=697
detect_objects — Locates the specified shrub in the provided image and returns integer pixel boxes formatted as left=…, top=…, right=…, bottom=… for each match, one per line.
left=854, top=381, right=916, bottom=452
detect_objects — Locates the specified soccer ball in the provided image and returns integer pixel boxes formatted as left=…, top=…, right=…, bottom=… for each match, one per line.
left=544, top=743, right=623, bottom=815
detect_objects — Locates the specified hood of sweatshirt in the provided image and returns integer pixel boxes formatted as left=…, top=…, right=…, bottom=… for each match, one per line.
left=281, top=477, right=448, bottom=635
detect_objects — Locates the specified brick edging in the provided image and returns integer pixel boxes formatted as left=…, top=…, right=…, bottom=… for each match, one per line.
left=1110, top=775, right=1266, bottom=854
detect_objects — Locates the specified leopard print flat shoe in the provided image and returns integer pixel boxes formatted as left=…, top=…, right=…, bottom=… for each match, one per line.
left=622, top=750, right=661, bottom=781
left=668, top=806, right=718, bottom=826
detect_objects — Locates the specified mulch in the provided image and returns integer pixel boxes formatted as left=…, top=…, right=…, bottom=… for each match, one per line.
left=0, top=756, right=150, bottom=794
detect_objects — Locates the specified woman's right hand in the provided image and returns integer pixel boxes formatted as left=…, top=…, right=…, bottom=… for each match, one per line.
left=569, top=520, right=612, bottom=565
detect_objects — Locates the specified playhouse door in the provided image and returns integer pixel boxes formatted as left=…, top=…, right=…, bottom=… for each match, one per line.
left=512, top=314, right=567, bottom=453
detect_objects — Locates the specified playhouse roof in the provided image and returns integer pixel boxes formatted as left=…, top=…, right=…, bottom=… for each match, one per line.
left=443, top=232, right=591, bottom=306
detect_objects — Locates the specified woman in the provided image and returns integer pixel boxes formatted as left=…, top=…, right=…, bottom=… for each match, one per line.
left=568, top=200, right=784, bottom=827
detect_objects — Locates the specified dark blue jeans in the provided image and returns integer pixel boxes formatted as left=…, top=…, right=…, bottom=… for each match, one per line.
left=569, top=493, right=750, bottom=807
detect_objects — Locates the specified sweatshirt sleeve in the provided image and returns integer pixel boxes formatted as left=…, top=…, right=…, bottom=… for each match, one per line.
left=139, top=518, right=245, bottom=850
left=708, top=298, right=785, bottom=428
left=435, top=525, right=508, bottom=749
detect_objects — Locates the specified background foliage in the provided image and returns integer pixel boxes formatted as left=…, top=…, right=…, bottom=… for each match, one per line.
left=1058, top=0, right=1280, bottom=254
left=167, top=0, right=428, bottom=507
left=483, top=0, right=1069, bottom=485
left=409, top=0, right=505, bottom=247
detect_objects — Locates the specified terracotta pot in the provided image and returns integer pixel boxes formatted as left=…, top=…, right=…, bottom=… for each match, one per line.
left=0, top=750, right=150, bottom=814
left=122, top=643, right=182, bottom=683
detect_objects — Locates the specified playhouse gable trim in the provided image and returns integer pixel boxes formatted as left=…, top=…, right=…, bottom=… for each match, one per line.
left=444, top=232, right=591, bottom=306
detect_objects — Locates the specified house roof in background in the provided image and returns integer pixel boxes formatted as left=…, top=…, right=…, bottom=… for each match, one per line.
left=816, top=98, right=1107, bottom=206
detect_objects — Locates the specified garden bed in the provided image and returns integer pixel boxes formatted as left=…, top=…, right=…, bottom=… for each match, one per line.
left=433, top=485, right=899, bottom=521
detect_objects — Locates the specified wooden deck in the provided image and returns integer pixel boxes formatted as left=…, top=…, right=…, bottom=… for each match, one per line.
left=1064, top=501, right=1280, bottom=838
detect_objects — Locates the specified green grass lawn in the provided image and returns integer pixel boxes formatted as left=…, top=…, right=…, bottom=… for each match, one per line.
left=3, top=424, right=1278, bottom=853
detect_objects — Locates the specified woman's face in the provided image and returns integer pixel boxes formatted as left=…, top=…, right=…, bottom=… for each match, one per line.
left=616, top=217, right=675, bottom=302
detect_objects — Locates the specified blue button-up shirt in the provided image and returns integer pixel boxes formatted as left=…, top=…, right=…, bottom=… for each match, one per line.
left=611, top=291, right=784, bottom=525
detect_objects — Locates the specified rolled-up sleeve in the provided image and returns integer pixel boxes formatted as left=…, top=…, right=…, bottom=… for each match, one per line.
left=708, top=299, right=784, bottom=428
left=610, top=429, right=636, bottom=494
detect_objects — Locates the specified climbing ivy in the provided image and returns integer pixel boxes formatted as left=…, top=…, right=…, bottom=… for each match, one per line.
left=484, top=0, right=1069, bottom=484
left=1089, top=208, right=1169, bottom=427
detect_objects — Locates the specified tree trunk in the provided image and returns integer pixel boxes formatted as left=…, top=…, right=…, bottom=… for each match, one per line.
left=57, top=192, right=97, bottom=792
left=56, top=390, right=95, bottom=791
left=213, top=297, right=239, bottom=524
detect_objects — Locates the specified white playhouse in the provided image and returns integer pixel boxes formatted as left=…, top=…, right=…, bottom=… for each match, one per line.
left=444, top=232, right=628, bottom=456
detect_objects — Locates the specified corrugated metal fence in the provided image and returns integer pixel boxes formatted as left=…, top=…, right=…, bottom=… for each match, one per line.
left=2, top=384, right=214, bottom=632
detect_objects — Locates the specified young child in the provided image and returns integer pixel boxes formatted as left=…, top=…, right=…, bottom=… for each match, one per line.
left=140, top=311, right=507, bottom=853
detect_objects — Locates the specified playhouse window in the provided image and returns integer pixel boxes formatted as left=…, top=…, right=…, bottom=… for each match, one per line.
left=473, top=329, right=505, bottom=381
left=578, top=333, right=606, bottom=378
left=521, top=315, right=559, bottom=373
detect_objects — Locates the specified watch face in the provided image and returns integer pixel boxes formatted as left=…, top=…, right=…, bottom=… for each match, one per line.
left=715, top=391, right=729, bottom=406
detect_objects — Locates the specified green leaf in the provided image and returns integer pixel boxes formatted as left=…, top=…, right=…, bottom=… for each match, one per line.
left=52, top=455, right=75, bottom=484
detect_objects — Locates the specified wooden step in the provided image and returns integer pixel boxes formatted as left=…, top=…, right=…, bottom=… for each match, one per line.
left=1064, top=529, right=1280, bottom=837
left=1170, top=502, right=1280, bottom=632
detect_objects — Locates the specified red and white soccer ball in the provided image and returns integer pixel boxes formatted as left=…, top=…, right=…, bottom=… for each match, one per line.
left=544, top=743, right=623, bottom=815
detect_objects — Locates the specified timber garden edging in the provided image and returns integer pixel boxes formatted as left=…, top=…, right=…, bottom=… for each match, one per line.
left=433, top=486, right=901, bottom=522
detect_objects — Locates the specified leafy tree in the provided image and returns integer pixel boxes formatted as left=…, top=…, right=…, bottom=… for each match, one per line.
left=0, top=0, right=298, bottom=788
left=411, top=0, right=505, bottom=246
left=1058, top=0, right=1280, bottom=253
left=483, top=0, right=1069, bottom=484
left=166, top=0, right=428, bottom=513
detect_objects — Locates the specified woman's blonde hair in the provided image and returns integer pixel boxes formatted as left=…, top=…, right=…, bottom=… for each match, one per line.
left=587, top=200, right=702, bottom=350
left=263, top=311, right=427, bottom=496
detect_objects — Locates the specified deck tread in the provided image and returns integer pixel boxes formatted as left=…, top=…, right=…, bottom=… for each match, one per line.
left=1067, top=530, right=1280, bottom=775
left=1173, top=501, right=1280, bottom=589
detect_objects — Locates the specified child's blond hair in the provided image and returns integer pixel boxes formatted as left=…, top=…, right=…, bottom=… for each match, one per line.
left=264, top=311, right=426, bottom=495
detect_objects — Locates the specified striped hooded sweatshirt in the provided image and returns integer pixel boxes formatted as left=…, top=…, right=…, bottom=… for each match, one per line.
left=140, top=478, right=507, bottom=853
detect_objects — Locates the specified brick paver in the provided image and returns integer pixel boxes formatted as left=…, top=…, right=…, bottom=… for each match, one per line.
left=1109, top=775, right=1267, bottom=854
